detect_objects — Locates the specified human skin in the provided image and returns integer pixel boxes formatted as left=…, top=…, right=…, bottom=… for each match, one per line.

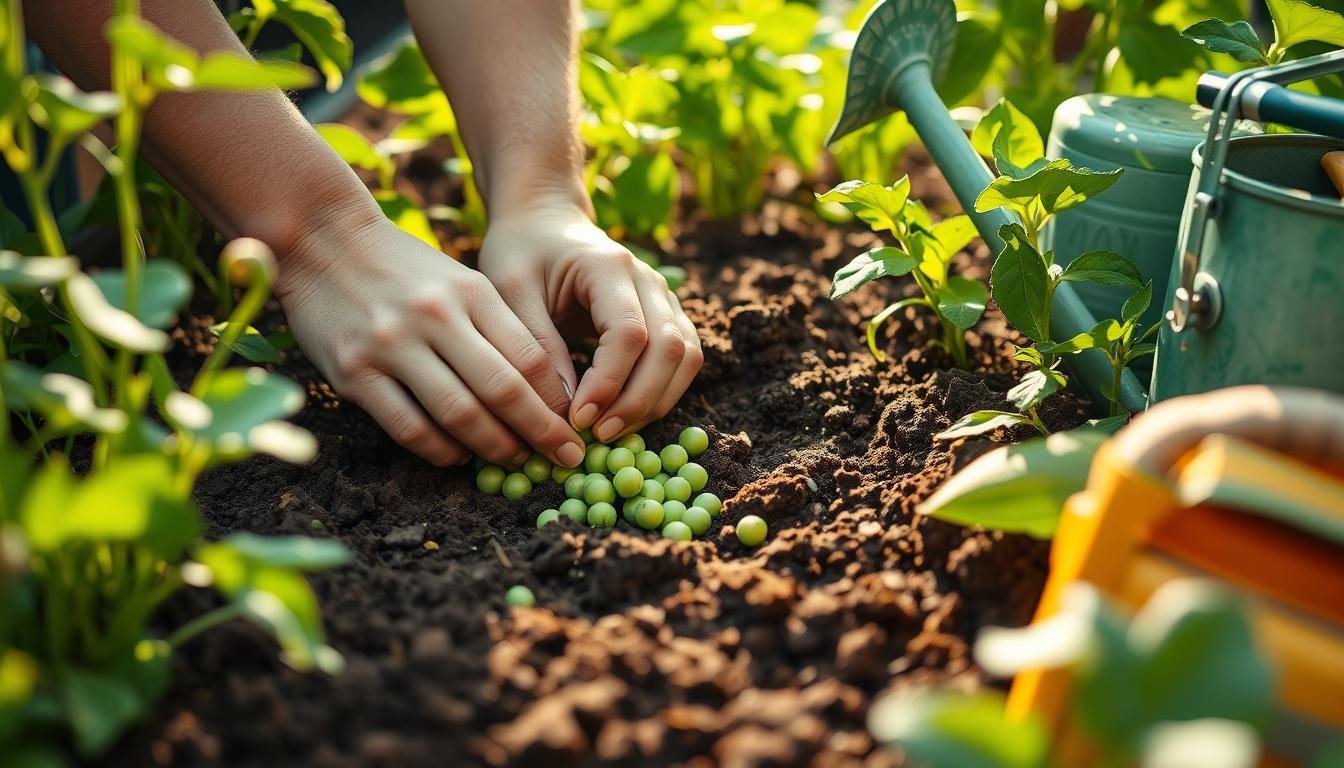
left=25, top=0, right=701, bottom=466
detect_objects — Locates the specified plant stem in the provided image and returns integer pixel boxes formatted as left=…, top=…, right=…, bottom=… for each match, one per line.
left=167, top=603, right=244, bottom=650
left=191, top=277, right=268, bottom=395
left=1108, top=350, right=1124, bottom=418
left=1026, top=407, right=1050, bottom=436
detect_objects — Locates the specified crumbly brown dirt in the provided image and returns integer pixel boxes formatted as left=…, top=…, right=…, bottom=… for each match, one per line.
left=103, top=128, right=1089, bottom=767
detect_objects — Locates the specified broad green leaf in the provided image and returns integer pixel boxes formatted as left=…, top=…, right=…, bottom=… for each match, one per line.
left=59, top=668, right=145, bottom=757
left=919, top=429, right=1108, bottom=537
left=936, top=275, right=988, bottom=331
left=976, top=160, right=1124, bottom=220
left=67, top=272, right=170, bottom=352
left=1123, top=281, right=1154, bottom=325
left=990, top=224, right=1052, bottom=342
left=1007, top=368, right=1065, bottom=411
left=932, top=215, right=978, bottom=261
left=209, top=321, right=280, bottom=364
left=219, top=532, right=350, bottom=570
left=356, top=41, right=448, bottom=115
left=105, top=17, right=196, bottom=91
left=192, top=367, right=306, bottom=443
left=0, top=206, right=27, bottom=248
left=1181, top=19, right=1267, bottom=63
left=190, top=54, right=315, bottom=91
left=374, top=190, right=438, bottom=249
left=1037, top=329, right=1101, bottom=356
left=938, top=14, right=1003, bottom=106
left=657, top=265, right=687, bottom=292
left=1117, top=19, right=1204, bottom=85
left=869, top=688, right=1049, bottom=768
left=610, top=151, right=678, bottom=238
left=252, top=0, right=353, bottom=92
left=90, top=260, right=191, bottom=329
left=816, top=178, right=911, bottom=235
left=28, top=74, right=122, bottom=142
left=973, top=99, right=1045, bottom=179
left=1059, top=251, right=1144, bottom=288
left=1, top=362, right=127, bottom=433
left=1086, top=414, right=1130, bottom=434
left=749, top=3, right=819, bottom=54
left=0, top=251, right=78, bottom=288
left=936, top=410, right=1032, bottom=440
left=829, top=246, right=921, bottom=299
left=1266, top=0, right=1344, bottom=52
left=316, top=123, right=392, bottom=183
left=0, top=447, right=32, bottom=516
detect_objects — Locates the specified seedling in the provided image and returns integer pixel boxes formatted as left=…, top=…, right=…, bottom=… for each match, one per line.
left=1183, top=0, right=1344, bottom=68
left=735, top=515, right=768, bottom=546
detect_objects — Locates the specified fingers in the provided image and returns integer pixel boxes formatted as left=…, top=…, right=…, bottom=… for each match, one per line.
left=652, top=290, right=704, bottom=418
left=480, top=281, right=577, bottom=417
left=569, top=258, right=647, bottom=432
left=390, top=349, right=532, bottom=466
left=347, top=372, right=470, bottom=467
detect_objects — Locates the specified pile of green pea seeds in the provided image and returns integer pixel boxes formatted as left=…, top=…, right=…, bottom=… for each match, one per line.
left=476, top=426, right=768, bottom=546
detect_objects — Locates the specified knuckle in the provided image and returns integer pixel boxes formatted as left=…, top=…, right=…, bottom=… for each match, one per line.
left=515, top=345, right=551, bottom=382
left=333, top=350, right=372, bottom=383
left=458, top=273, right=497, bottom=304
left=389, top=412, right=432, bottom=448
left=367, top=319, right=406, bottom=350
left=683, top=341, right=705, bottom=373
left=611, top=321, right=649, bottom=352
left=435, top=393, right=475, bottom=432
left=408, top=292, right=454, bottom=322
left=654, top=337, right=686, bottom=368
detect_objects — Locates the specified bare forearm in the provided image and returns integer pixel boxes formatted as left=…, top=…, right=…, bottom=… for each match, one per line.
left=404, top=0, right=589, bottom=217
left=25, top=0, right=382, bottom=257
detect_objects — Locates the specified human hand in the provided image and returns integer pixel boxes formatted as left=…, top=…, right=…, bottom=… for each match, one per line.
left=478, top=196, right=702, bottom=443
left=275, top=212, right=586, bottom=468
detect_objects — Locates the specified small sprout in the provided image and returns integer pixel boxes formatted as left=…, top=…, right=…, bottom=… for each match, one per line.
left=502, top=472, right=532, bottom=502
left=613, top=466, right=644, bottom=497
left=423, top=540, right=440, bottom=551
left=677, top=462, right=708, bottom=493
left=559, top=498, right=588, bottom=523
left=663, top=476, right=692, bottom=503
left=615, top=433, right=646, bottom=453
left=641, top=479, right=665, bottom=503
left=587, top=501, right=617, bottom=527
left=583, top=474, right=616, bottom=505
left=693, top=492, right=722, bottom=517
left=522, top=454, right=552, bottom=484
left=505, top=585, right=535, bottom=607
left=662, top=500, right=687, bottom=523
left=683, top=506, right=712, bottom=536
left=634, top=498, right=665, bottom=530
left=606, top=446, right=636, bottom=473
left=477, top=466, right=506, bottom=495
left=660, top=443, right=689, bottom=473
left=736, top=515, right=768, bottom=547
left=662, top=521, right=693, bottom=541
left=564, top=472, right=588, bottom=499
left=679, top=426, right=710, bottom=457
left=584, top=444, right=610, bottom=474
left=635, top=450, right=662, bottom=478
left=552, top=464, right=578, bottom=484
left=537, top=509, right=561, bottom=529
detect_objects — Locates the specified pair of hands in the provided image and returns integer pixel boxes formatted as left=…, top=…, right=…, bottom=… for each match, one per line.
left=274, top=197, right=703, bottom=469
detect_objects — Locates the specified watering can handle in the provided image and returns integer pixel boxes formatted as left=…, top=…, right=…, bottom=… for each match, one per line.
left=1196, top=73, right=1344, bottom=140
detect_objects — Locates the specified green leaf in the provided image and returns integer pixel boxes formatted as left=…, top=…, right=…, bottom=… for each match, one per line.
left=356, top=41, right=448, bottom=115
left=316, top=123, right=393, bottom=182
left=611, top=151, right=678, bottom=238
left=374, top=190, right=438, bottom=249
left=0, top=251, right=78, bottom=288
left=1181, top=19, right=1267, bottom=63
left=1059, top=251, right=1144, bottom=288
left=931, top=215, right=978, bottom=261
left=976, top=160, right=1124, bottom=220
left=1037, top=329, right=1100, bottom=356
left=90, top=260, right=191, bottom=329
left=657, top=265, right=687, bottom=292
left=990, top=224, right=1052, bottom=342
left=2, top=362, right=127, bottom=433
left=0, top=206, right=27, bottom=248
left=191, top=367, right=306, bottom=442
left=190, top=53, right=315, bottom=91
left=748, top=3, right=820, bottom=54
left=59, top=668, right=145, bottom=757
left=67, top=272, right=169, bottom=352
left=1117, top=19, right=1204, bottom=85
left=972, top=99, right=1045, bottom=179
left=105, top=17, right=196, bottom=91
left=936, top=410, right=1032, bottom=440
left=1122, top=281, right=1153, bottom=325
left=938, top=14, right=1003, bottom=106
left=918, top=429, right=1110, bottom=539
left=936, top=275, right=988, bottom=331
left=252, top=0, right=353, bottom=92
left=1007, top=368, right=1065, bottom=411
left=1266, top=0, right=1344, bottom=52
left=218, top=532, right=350, bottom=570
left=27, top=74, right=122, bottom=142
left=0, top=447, right=32, bottom=517
left=209, top=321, right=280, bottom=364
left=816, top=178, right=911, bottom=235
left=869, top=688, right=1049, bottom=768
left=829, top=246, right=921, bottom=300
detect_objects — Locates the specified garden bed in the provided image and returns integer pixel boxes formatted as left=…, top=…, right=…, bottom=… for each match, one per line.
left=104, top=142, right=1089, bottom=766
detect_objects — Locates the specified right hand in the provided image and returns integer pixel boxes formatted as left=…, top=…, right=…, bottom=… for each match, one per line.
left=274, top=214, right=586, bottom=469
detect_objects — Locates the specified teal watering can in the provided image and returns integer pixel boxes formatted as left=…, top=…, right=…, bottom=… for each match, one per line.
left=826, top=0, right=1148, bottom=415
left=1151, top=50, right=1344, bottom=402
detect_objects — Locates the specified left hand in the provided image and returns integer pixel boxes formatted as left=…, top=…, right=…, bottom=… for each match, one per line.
left=477, top=196, right=703, bottom=443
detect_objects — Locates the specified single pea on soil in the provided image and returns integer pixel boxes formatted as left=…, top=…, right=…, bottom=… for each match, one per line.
left=475, top=425, right=765, bottom=548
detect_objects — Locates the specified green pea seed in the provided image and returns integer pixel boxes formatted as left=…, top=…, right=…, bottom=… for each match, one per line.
left=663, top=476, right=692, bottom=503
left=584, top=474, right=616, bottom=505
left=587, top=501, right=617, bottom=527
left=502, top=473, right=532, bottom=501
left=677, top=462, right=708, bottom=493
left=477, top=466, right=506, bottom=495
left=661, top=521, right=692, bottom=541
left=584, top=444, right=611, bottom=474
left=660, top=443, right=689, bottom=473
left=552, top=464, right=578, bottom=484
left=682, top=505, right=712, bottom=536
left=736, top=515, right=767, bottom=546
left=634, top=498, right=665, bottom=529
left=505, top=585, right=535, bottom=607
left=692, top=492, right=722, bottom=517
left=623, top=497, right=644, bottom=523
left=536, top=509, right=561, bottom=528
left=559, top=498, right=588, bottom=523
left=679, top=426, right=710, bottom=457
left=635, top=450, right=662, bottom=478
left=662, top=500, right=686, bottom=523
left=641, top=479, right=665, bottom=503
left=564, top=473, right=588, bottom=499
left=613, top=466, right=644, bottom=497
left=578, top=428, right=594, bottom=444
left=523, top=454, right=552, bottom=484
left=616, top=433, right=646, bottom=454
left=655, top=472, right=670, bottom=484
left=606, top=447, right=636, bottom=473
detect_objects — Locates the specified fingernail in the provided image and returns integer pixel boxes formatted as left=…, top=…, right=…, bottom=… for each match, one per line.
left=572, top=403, right=599, bottom=429
left=556, top=441, right=584, bottom=468
left=595, top=417, right=624, bottom=442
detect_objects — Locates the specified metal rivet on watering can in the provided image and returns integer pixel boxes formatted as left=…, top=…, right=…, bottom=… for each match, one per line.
left=826, top=0, right=1147, bottom=414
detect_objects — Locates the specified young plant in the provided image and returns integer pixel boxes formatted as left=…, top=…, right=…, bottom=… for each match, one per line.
left=227, top=0, right=353, bottom=90
left=820, top=178, right=984, bottom=368
left=1183, top=0, right=1344, bottom=68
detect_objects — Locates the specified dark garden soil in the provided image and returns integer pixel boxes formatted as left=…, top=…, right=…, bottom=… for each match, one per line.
left=103, top=119, right=1091, bottom=766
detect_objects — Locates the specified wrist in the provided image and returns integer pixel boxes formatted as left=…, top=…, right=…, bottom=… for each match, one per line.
left=482, top=164, right=593, bottom=224
left=273, top=179, right=388, bottom=302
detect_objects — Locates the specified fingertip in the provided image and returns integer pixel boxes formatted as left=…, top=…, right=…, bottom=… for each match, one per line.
left=571, top=401, right=599, bottom=430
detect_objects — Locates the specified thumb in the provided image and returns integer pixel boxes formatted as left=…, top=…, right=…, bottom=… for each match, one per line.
left=504, top=289, right=577, bottom=418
